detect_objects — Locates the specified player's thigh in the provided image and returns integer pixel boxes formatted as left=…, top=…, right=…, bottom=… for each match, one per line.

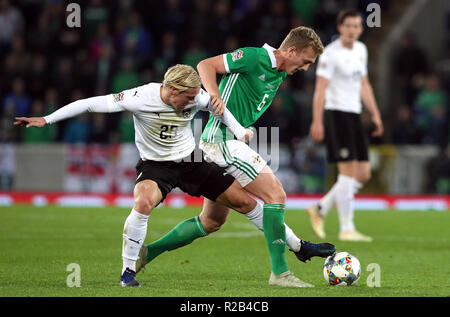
left=202, top=140, right=266, bottom=188
left=215, top=179, right=256, bottom=214
left=133, top=179, right=163, bottom=215
left=199, top=198, right=230, bottom=233
left=337, top=160, right=358, bottom=178
left=243, top=165, right=286, bottom=204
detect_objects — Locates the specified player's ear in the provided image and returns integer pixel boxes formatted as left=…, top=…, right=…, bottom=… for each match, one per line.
left=169, top=86, right=180, bottom=95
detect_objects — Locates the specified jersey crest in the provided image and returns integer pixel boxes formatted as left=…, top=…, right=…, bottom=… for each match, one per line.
left=231, top=50, right=243, bottom=62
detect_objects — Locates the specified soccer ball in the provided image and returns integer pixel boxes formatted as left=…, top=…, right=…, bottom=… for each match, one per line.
left=323, top=251, right=361, bottom=286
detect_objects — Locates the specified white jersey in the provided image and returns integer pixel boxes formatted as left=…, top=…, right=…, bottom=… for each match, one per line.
left=316, top=39, right=368, bottom=114
left=44, top=83, right=245, bottom=162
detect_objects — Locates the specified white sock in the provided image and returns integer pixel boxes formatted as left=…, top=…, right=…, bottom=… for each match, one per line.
left=353, top=179, right=363, bottom=194
left=244, top=202, right=301, bottom=252
left=318, top=182, right=338, bottom=217
left=122, top=208, right=149, bottom=274
left=335, top=174, right=356, bottom=232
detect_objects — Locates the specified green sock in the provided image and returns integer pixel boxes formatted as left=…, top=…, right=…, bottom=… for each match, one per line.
left=263, top=203, right=289, bottom=275
left=146, top=216, right=208, bottom=263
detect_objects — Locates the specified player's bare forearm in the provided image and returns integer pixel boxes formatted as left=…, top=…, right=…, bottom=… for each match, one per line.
left=361, top=77, right=383, bottom=136
left=14, top=117, right=47, bottom=128
left=309, top=76, right=328, bottom=142
left=198, top=56, right=228, bottom=115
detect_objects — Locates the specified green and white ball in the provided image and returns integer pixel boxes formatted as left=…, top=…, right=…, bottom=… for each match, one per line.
left=323, top=251, right=361, bottom=286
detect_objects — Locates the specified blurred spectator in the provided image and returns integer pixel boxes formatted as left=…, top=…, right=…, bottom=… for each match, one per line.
left=291, top=0, right=319, bottom=25
left=83, top=0, right=110, bottom=38
left=119, top=112, right=135, bottom=143
left=414, top=74, right=449, bottom=146
left=391, top=105, right=419, bottom=144
left=118, top=11, right=152, bottom=62
left=89, top=113, right=110, bottom=144
left=28, top=9, right=54, bottom=55
left=22, top=100, right=56, bottom=143
left=111, top=57, right=142, bottom=93
left=182, top=40, right=210, bottom=69
left=392, top=33, right=429, bottom=106
left=188, top=0, right=212, bottom=42
left=0, top=141, right=15, bottom=190
left=209, top=0, right=234, bottom=53
left=50, top=57, right=75, bottom=105
left=0, top=0, right=24, bottom=54
left=27, top=54, right=48, bottom=99
left=425, top=146, right=450, bottom=194
left=63, top=90, right=90, bottom=144
left=3, top=77, right=30, bottom=117
left=152, top=32, right=178, bottom=79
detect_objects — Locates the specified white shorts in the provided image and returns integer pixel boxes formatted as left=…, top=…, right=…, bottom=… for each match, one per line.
left=200, top=140, right=267, bottom=187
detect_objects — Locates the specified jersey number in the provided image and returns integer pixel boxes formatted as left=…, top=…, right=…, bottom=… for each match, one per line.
left=160, top=125, right=178, bottom=139
left=257, top=94, right=269, bottom=111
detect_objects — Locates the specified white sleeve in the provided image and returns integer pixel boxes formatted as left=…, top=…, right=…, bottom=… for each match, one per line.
left=196, top=88, right=246, bottom=139
left=361, top=44, right=368, bottom=77
left=220, top=107, right=246, bottom=140
left=316, top=50, right=335, bottom=80
left=44, top=95, right=124, bottom=124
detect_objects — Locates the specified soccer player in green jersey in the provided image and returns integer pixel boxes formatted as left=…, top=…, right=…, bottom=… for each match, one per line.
left=136, top=27, right=336, bottom=288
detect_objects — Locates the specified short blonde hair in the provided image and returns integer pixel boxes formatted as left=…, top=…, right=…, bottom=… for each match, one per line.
left=163, top=64, right=202, bottom=92
left=280, top=26, right=324, bottom=55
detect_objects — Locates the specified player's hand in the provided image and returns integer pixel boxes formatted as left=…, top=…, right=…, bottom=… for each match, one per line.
left=309, top=121, right=324, bottom=142
left=210, top=94, right=225, bottom=116
left=371, top=115, right=384, bottom=137
left=14, top=117, right=47, bottom=128
left=240, top=127, right=254, bottom=143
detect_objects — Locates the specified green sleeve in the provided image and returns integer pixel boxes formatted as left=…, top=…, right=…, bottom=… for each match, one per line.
left=223, top=47, right=258, bottom=74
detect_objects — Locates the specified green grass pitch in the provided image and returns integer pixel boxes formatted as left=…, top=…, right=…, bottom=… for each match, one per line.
left=1, top=205, right=449, bottom=297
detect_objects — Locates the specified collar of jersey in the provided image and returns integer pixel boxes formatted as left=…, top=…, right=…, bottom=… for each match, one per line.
left=262, top=43, right=277, bottom=68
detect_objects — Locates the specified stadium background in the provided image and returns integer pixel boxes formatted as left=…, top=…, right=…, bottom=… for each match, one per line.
left=0, top=0, right=449, bottom=209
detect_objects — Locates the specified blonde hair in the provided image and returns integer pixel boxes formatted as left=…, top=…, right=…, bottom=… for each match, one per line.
left=280, top=26, right=324, bottom=55
left=163, top=64, right=202, bottom=92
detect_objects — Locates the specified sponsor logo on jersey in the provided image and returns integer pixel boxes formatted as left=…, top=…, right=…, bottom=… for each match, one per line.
left=231, top=50, right=243, bottom=62
left=258, top=74, right=266, bottom=81
left=113, top=92, right=124, bottom=102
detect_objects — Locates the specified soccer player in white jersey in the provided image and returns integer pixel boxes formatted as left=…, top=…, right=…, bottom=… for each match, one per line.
left=14, top=64, right=261, bottom=287
left=308, top=10, right=384, bottom=242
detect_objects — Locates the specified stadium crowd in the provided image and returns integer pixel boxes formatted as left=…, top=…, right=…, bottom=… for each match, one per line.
left=0, top=0, right=449, bottom=193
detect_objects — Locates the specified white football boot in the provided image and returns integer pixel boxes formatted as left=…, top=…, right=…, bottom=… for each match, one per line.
left=306, top=204, right=326, bottom=239
left=338, top=230, right=373, bottom=242
left=268, top=271, right=314, bottom=288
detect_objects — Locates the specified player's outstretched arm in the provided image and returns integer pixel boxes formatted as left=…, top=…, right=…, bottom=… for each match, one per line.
left=15, top=94, right=128, bottom=128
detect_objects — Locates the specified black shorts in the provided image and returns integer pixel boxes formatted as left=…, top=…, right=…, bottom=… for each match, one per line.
left=324, top=110, right=369, bottom=163
left=135, top=153, right=235, bottom=203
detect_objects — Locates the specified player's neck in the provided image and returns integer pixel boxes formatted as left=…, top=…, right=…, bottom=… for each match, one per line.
left=340, top=37, right=355, bottom=49
left=160, top=85, right=172, bottom=107
left=274, top=50, right=284, bottom=72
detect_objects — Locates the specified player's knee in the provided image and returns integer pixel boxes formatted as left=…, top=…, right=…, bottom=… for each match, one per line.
left=200, top=216, right=223, bottom=234
left=263, top=181, right=286, bottom=204
left=231, top=194, right=256, bottom=214
left=133, top=194, right=158, bottom=215
left=357, top=170, right=371, bottom=184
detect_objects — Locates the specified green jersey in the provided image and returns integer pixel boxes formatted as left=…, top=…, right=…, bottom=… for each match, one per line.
left=201, top=44, right=287, bottom=143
